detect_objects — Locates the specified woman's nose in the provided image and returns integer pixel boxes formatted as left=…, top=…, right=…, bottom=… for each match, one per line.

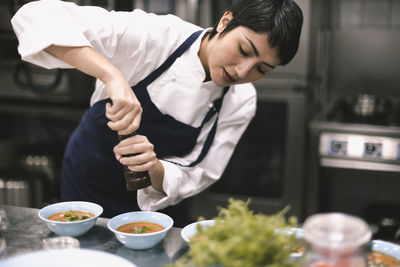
left=235, top=60, right=253, bottom=79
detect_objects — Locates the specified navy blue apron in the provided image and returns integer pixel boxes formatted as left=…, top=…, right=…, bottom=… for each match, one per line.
left=61, top=30, right=229, bottom=226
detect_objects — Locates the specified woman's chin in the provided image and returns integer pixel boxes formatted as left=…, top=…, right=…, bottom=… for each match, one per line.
left=210, top=75, right=229, bottom=87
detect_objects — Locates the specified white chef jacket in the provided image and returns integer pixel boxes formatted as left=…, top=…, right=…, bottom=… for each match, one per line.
left=11, top=0, right=257, bottom=211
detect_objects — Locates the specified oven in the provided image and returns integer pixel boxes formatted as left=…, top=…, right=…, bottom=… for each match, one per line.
left=0, top=0, right=95, bottom=208
left=188, top=86, right=307, bottom=221
left=306, top=94, right=400, bottom=241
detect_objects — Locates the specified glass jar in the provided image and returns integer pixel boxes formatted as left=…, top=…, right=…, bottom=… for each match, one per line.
left=301, top=213, right=372, bottom=267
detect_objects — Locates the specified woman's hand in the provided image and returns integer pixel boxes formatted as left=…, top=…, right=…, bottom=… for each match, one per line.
left=114, top=134, right=165, bottom=193
left=104, top=71, right=142, bottom=135
left=114, top=134, right=157, bottom=173
left=44, top=45, right=142, bottom=135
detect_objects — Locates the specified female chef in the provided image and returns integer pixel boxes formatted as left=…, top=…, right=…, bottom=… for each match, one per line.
left=11, top=0, right=303, bottom=226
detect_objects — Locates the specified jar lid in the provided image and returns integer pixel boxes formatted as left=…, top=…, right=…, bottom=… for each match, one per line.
left=303, top=213, right=372, bottom=250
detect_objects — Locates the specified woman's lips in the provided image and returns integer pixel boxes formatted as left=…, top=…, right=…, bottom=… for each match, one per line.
left=222, top=69, right=235, bottom=84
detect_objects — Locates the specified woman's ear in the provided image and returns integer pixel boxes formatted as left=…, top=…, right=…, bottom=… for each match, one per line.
left=217, top=11, right=233, bottom=32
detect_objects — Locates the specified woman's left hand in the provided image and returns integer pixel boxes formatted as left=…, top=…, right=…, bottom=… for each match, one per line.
left=113, top=134, right=157, bottom=172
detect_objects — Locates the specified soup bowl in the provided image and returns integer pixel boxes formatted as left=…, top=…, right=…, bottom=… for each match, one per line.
left=274, top=228, right=400, bottom=266
left=107, top=211, right=173, bottom=250
left=38, top=201, right=103, bottom=237
left=181, top=220, right=215, bottom=243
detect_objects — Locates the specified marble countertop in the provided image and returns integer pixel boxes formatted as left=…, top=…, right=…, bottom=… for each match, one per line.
left=0, top=204, right=189, bottom=267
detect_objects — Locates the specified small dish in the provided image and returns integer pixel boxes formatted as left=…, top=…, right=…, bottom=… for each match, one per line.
left=38, top=201, right=103, bottom=237
left=42, top=236, right=80, bottom=249
left=181, top=220, right=215, bottom=243
left=107, top=211, right=173, bottom=250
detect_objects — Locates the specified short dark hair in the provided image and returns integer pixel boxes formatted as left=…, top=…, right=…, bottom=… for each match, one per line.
left=209, top=0, right=303, bottom=66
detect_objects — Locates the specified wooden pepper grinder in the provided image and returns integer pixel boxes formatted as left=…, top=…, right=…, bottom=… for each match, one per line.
left=118, top=133, right=151, bottom=191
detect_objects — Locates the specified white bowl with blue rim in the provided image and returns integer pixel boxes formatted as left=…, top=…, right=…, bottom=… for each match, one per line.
left=274, top=227, right=304, bottom=259
left=275, top=228, right=400, bottom=264
left=107, top=211, right=174, bottom=250
left=38, top=201, right=103, bottom=237
left=371, top=239, right=400, bottom=262
left=181, top=219, right=215, bottom=243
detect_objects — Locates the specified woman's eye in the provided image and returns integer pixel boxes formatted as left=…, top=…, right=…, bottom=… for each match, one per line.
left=239, top=46, right=249, bottom=57
left=257, top=65, right=267, bottom=75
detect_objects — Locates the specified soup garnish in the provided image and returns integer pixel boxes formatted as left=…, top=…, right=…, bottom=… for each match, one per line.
left=303, top=252, right=399, bottom=267
left=117, top=222, right=164, bottom=234
left=290, top=246, right=399, bottom=267
left=368, top=251, right=399, bottom=267
left=48, top=210, right=95, bottom=222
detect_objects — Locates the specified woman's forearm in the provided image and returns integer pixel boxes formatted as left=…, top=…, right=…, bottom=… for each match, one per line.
left=148, top=159, right=165, bottom=193
left=45, top=45, right=122, bottom=84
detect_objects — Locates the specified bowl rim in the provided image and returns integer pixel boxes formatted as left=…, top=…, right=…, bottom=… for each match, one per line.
left=107, top=211, right=174, bottom=236
left=275, top=228, right=400, bottom=261
left=371, top=239, right=400, bottom=261
left=38, top=201, right=103, bottom=224
left=181, top=219, right=216, bottom=243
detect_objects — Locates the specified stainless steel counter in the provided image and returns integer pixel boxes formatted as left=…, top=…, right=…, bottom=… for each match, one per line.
left=0, top=205, right=189, bottom=267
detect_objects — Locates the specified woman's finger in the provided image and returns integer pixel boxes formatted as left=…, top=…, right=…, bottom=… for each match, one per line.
left=106, top=98, right=127, bottom=116
left=117, top=115, right=142, bottom=135
left=106, top=100, right=140, bottom=122
left=119, top=150, right=156, bottom=165
left=128, top=159, right=157, bottom=172
left=115, top=136, right=153, bottom=156
left=107, top=109, right=136, bottom=131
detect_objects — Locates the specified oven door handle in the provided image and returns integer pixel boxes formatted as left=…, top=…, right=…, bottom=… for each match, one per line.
left=320, top=158, right=400, bottom=172
left=13, top=62, right=63, bottom=92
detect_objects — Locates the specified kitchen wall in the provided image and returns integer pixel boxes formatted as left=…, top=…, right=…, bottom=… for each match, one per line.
left=322, top=0, right=400, bottom=102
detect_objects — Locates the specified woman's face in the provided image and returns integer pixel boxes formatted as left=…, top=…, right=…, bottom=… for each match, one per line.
left=200, top=12, right=281, bottom=87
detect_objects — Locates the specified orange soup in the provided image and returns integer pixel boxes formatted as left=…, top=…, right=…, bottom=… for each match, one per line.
left=48, top=210, right=94, bottom=222
left=368, top=251, right=399, bottom=267
left=117, top=221, right=164, bottom=234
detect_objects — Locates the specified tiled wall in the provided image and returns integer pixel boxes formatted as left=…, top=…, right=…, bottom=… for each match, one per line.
left=332, top=0, right=400, bottom=29
left=326, top=0, right=400, bottom=99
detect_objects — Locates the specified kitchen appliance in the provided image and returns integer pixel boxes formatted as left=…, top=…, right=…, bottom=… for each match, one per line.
left=188, top=87, right=306, bottom=221
left=0, top=108, right=83, bottom=208
left=306, top=94, right=400, bottom=241
left=0, top=1, right=97, bottom=208
left=0, top=1, right=96, bottom=106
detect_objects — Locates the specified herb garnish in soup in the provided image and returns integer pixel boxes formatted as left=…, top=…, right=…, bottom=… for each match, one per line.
left=117, top=222, right=164, bottom=234
left=48, top=210, right=95, bottom=222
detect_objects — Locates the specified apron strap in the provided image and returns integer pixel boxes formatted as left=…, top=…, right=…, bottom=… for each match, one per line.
left=135, top=30, right=203, bottom=88
left=166, top=86, right=230, bottom=167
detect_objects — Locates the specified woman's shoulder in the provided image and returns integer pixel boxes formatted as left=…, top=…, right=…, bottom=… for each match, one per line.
left=130, top=9, right=202, bottom=44
left=124, top=9, right=203, bottom=63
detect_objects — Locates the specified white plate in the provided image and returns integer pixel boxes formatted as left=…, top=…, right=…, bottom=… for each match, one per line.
left=181, top=220, right=215, bottom=243
left=0, top=249, right=137, bottom=267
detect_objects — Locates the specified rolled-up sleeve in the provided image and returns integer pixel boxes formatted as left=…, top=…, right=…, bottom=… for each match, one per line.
left=11, top=0, right=94, bottom=68
left=11, top=0, right=147, bottom=69
left=137, top=83, right=257, bottom=211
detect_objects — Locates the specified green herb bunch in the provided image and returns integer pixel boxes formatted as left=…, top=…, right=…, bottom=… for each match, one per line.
left=167, top=199, right=299, bottom=267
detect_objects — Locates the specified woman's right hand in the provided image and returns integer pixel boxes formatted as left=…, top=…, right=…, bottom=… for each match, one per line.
left=44, top=45, right=142, bottom=135
left=104, top=71, right=142, bottom=135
